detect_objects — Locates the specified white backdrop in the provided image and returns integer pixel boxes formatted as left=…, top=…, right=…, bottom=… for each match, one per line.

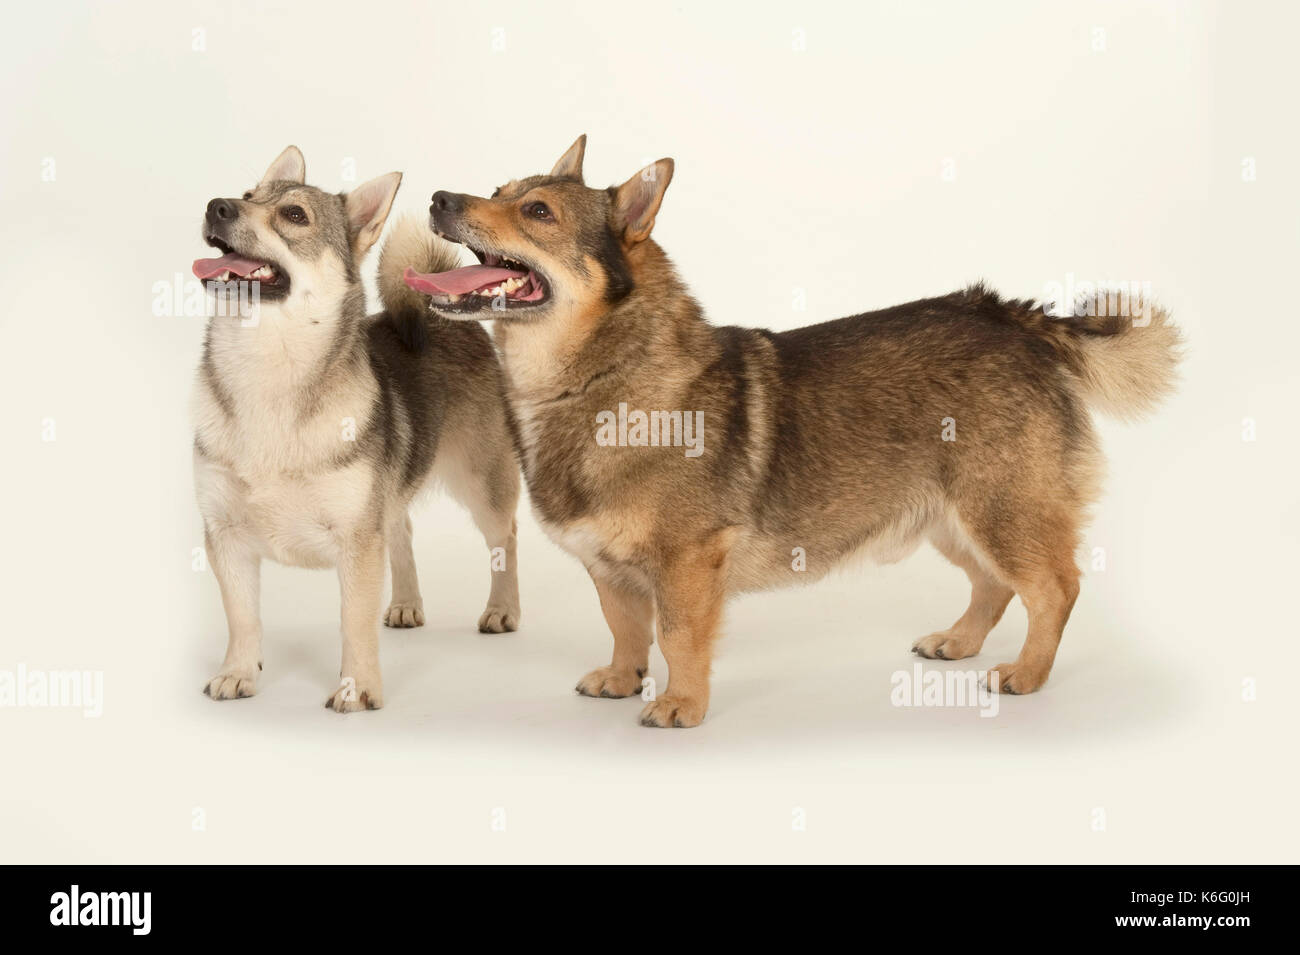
left=1, top=0, right=1296, bottom=862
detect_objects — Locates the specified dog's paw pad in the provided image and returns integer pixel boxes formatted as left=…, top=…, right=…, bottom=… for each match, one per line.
left=983, top=662, right=1047, bottom=695
left=477, top=606, right=519, bottom=634
left=324, top=682, right=383, bottom=713
left=911, top=631, right=982, bottom=661
left=384, top=602, right=425, bottom=628
left=638, top=695, right=705, bottom=728
left=575, top=666, right=642, bottom=699
left=203, top=670, right=258, bottom=701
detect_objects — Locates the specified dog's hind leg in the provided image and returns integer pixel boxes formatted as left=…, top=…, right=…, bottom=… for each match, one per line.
left=383, top=513, right=425, bottom=628
left=473, top=508, right=521, bottom=635
left=576, top=573, right=654, bottom=699
left=951, top=500, right=1081, bottom=695
left=202, top=524, right=263, bottom=700
left=444, top=454, right=522, bottom=634
left=912, top=520, right=1014, bottom=661
left=986, top=556, right=1079, bottom=695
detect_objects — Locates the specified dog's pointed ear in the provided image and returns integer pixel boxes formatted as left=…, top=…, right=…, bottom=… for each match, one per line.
left=260, top=145, right=306, bottom=186
left=549, top=134, right=587, bottom=182
left=344, top=172, right=402, bottom=258
left=611, top=158, right=674, bottom=244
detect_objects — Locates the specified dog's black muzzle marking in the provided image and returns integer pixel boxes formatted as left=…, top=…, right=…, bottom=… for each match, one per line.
left=206, top=197, right=239, bottom=226
left=428, top=191, right=470, bottom=239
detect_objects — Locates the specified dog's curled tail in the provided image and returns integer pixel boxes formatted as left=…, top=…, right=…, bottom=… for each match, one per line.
left=377, top=213, right=463, bottom=352
left=975, top=282, right=1183, bottom=422
left=1050, top=291, right=1184, bottom=422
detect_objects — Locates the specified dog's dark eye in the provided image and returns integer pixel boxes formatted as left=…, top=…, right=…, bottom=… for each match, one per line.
left=280, top=205, right=308, bottom=224
left=242, top=191, right=253, bottom=200
left=524, top=201, right=553, bottom=221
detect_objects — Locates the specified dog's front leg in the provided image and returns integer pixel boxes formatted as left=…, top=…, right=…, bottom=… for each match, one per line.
left=202, top=525, right=263, bottom=700
left=575, top=572, right=654, bottom=699
left=639, top=528, right=736, bottom=728
left=326, top=531, right=386, bottom=712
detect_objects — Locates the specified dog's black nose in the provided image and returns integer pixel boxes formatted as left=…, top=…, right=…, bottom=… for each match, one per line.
left=206, top=198, right=237, bottom=224
left=430, top=191, right=463, bottom=216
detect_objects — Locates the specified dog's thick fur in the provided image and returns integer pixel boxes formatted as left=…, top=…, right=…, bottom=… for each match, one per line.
left=194, top=147, right=521, bottom=712
left=409, top=135, right=1182, bottom=727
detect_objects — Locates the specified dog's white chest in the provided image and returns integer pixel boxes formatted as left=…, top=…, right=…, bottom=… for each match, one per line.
left=191, top=322, right=383, bottom=568
left=195, top=453, right=375, bottom=569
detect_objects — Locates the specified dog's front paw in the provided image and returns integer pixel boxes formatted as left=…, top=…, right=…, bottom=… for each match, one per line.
left=575, top=665, right=644, bottom=699
left=912, top=630, right=983, bottom=661
left=639, top=694, right=706, bottom=728
left=203, top=667, right=258, bottom=701
left=324, top=676, right=383, bottom=713
left=983, top=661, right=1048, bottom=695
left=477, top=604, right=519, bottom=634
left=384, top=601, right=425, bottom=628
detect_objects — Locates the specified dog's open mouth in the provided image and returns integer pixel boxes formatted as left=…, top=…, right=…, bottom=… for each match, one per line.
left=403, top=243, right=548, bottom=314
left=193, top=236, right=289, bottom=299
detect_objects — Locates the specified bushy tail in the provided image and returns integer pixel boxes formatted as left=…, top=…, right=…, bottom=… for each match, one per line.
left=1052, top=291, right=1184, bottom=421
left=971, top=282, right=1184, bottom=422
left=376, top=213, right=463, bottom=352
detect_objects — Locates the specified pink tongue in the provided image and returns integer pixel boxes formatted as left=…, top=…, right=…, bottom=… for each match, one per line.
left=403, top=264, right=525, bottom=295
left=192, top=254, right=265, bottom=280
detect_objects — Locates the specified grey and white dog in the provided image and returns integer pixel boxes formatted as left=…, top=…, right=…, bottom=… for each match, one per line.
left=192, top=146, right=521, bottom=712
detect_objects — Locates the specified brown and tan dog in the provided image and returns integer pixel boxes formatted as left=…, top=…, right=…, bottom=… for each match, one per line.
left=403, top=135, right=1181, bottom=727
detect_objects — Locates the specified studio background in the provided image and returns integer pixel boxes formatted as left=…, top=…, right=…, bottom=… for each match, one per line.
left=1, top=0, right=1295, bottom=862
